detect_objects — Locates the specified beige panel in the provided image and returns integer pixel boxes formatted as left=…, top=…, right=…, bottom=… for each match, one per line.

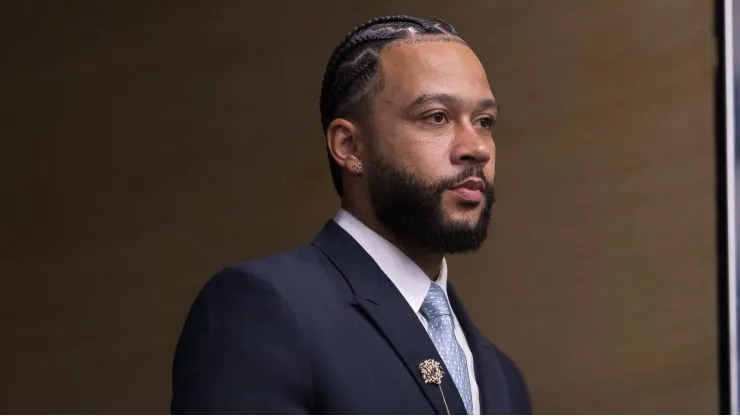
left=0, top=0, right=718, bottom=413
left=449, top=1, right=719, bottom=414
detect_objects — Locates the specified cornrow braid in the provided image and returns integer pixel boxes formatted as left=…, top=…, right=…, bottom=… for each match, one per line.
left=319, top=15, right=464, bottom=197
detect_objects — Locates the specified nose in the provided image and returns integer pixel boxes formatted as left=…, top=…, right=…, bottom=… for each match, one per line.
left=451, top=124, right=492, bottom=167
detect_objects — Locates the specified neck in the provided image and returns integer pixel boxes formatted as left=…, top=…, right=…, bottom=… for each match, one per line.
left=341, top=201, right=444, bottom=279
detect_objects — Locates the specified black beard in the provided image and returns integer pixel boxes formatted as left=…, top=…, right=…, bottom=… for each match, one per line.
left=365, top=156, right=495, bottom=254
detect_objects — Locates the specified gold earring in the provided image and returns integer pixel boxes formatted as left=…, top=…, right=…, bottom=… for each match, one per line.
left=350, top=160, right=363, bottom=174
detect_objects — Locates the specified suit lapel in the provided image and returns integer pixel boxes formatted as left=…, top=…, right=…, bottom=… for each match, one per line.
left=312, top=221, right=468, bottom=415
left=447, top=284, right=512, bottom=415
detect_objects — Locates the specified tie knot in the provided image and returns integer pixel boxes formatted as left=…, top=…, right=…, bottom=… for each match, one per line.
left=420, top=283, right=452, bottom=320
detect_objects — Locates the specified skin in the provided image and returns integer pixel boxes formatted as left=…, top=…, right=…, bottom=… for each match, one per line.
left=326, top=38, right=498, bottom=278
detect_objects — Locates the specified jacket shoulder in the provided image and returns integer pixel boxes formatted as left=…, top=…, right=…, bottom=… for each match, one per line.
left=206, top=244, right=343, bottom=303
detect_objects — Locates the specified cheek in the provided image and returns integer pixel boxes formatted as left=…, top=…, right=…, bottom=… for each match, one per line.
left=383, top=126, right=451, bottom=173
left=408, top=145, right=451, bottom=179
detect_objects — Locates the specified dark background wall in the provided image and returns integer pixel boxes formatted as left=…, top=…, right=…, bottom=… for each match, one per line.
left=0, top=0, right=719, bottom=413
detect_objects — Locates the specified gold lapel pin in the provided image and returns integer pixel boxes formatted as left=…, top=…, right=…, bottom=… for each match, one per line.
left=419, top=359, right=450, bottom=415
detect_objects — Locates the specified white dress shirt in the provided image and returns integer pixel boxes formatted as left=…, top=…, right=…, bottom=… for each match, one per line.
left=333, top=209, right=480, bottom=415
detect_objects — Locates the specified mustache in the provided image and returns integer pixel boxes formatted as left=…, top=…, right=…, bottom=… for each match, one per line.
left=434, top=165, right=494, bottom=193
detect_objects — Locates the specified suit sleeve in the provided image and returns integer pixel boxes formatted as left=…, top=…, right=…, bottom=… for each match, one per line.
left=171, top=267, right=313, bottom=414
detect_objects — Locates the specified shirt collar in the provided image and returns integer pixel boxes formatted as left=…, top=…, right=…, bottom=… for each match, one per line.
left=333, top=209, right=448, bottom=314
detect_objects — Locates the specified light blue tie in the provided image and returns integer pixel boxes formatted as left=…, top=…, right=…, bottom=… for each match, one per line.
left=421, top=283, right=473, bottom=415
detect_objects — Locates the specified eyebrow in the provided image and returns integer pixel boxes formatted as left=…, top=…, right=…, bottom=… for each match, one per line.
left=407, top=93, right=499, bottom=113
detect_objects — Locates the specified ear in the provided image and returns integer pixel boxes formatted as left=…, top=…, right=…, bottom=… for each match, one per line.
left=326, top=118, right=363, bottom=174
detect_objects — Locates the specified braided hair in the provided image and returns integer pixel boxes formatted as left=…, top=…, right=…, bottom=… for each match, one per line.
left=319, top=15, right=465, bottom=197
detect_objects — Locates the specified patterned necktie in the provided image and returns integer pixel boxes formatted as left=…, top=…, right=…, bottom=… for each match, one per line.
left=421, top=283, right=473, bottom=415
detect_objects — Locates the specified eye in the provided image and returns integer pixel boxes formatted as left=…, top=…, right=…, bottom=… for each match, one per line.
left=424, top=112, right=448, bottom=124
left=476, top=116, right=495, bottom=129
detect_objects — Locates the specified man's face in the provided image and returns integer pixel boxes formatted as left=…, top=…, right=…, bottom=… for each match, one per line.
left=363, top=39, right=497, bottom=253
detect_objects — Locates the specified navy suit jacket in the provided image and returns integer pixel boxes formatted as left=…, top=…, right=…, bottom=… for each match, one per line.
left=171, top=221, right=531, bottom=414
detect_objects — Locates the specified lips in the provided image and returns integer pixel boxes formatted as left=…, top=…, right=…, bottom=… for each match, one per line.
left=448, top=177, right=485, bottom=203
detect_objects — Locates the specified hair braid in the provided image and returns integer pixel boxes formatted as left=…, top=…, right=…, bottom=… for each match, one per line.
left=324, top=33, right=400, bottom=103
left=321, top=19, right=423, bottom=129
left=319, top=15, right=465, bottom=197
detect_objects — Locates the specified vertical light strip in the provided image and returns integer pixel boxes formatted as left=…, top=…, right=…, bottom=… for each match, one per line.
left=725, top=0, right=738, bottom=413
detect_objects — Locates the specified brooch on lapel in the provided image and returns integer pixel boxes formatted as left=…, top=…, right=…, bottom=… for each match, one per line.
left=419, top=359, right=450, bottom=415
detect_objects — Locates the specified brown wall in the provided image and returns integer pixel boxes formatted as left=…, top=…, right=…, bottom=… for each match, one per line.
left=0, top=0, right=718, bottom=413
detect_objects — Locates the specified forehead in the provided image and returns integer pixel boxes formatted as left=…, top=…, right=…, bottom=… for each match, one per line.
left=377, top=40, right=493, bottom=104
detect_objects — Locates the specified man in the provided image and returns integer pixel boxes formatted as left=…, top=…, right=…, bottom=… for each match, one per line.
left=171, top=15, right=531, bottom=415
